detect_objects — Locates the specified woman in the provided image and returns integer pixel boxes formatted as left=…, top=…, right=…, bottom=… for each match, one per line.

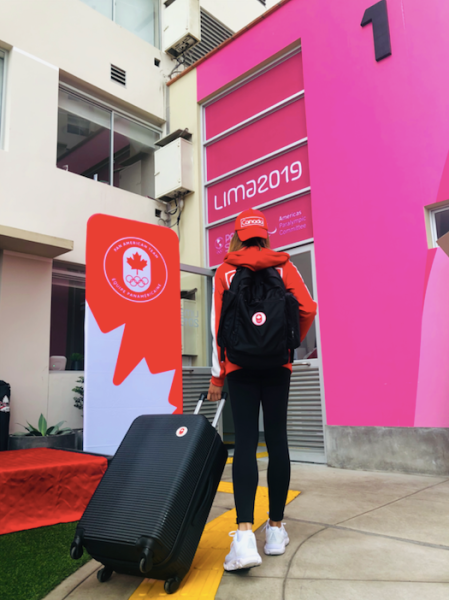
left=207, top=208, right=317, bottom=571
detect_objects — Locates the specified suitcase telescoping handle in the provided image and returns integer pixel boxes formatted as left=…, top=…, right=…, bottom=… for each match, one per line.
left=194, top=392, right=227, bottom=429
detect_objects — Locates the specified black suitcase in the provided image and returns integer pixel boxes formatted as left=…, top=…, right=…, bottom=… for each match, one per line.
left=70, top=394, right=228, bottom=594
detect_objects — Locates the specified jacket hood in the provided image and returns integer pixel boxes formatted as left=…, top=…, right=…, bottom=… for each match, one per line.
left=224, top=246, right=290, bottom=271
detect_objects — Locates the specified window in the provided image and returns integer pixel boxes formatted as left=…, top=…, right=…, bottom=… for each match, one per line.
left=80, top=0, right=160, bottom=47
left=57, top=87, right=161, bottom=198
left=50, top=263, right=86, bottom=371
left=429, top=205, right=449, bottom=246
left=0, top=50, right=5, bottom=146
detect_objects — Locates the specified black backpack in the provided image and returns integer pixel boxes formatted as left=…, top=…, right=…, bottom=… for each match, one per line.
left=217, top=266, right=301, bottom=369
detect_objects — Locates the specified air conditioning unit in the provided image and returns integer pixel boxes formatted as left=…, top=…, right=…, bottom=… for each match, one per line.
left=164, top=0, right=201, bottom=58
left=155, top=138, right=194, bottom=199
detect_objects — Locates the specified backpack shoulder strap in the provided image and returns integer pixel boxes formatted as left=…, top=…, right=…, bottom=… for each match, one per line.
left=229, top=266, right=252, bottom=291
left=262, top=266, right=286, bottom=289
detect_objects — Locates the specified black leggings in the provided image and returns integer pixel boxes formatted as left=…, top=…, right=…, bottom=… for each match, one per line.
left=227, top=367, right=291, bottom=524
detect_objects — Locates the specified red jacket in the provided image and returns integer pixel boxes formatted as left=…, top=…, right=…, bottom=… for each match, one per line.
left=211, top=246, right=318, bottom=387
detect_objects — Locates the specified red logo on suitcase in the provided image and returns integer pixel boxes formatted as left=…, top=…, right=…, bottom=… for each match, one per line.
left=176, top=427, right=188, bottom=437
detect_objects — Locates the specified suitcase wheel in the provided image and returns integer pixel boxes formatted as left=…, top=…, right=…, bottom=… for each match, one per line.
left=164, top=578, right=180, bottom=595
left=70, top=537, right=83, bottom=560
left=139, top=547, right=154, bottom=574
left=97, top=566, right=113, bottom=583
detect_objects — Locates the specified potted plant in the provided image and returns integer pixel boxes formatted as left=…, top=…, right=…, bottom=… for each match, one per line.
left=9, top=414, right=76, bottom=451
left=70, top=353, right=84, bottom=371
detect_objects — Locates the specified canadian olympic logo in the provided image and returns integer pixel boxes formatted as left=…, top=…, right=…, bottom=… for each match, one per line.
left=252, top=312, right=267, bottom=326
left=104, top=237, right=168, bottom=303
left=176, top=426, right=188, bottom=437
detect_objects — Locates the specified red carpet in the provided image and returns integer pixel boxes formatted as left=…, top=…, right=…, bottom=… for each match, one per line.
left=0, top=448, right=107, bottom=535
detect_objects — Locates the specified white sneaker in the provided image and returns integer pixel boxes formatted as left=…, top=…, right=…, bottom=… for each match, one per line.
left=263, top=521, right=290, bottom=555
left=223, top=530, right=262, bottom=571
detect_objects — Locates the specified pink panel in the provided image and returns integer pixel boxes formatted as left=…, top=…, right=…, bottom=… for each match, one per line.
left=415, top=249, right=449, bottom=426
left=208, top=195, right=313, bottom=267
left=207, top=145, right=310, bottom=224
left=197, top=2, right=302, bottom=102
left=206, top=99, right=307, bottom=181
left=205, top=53, right=304, bottom=140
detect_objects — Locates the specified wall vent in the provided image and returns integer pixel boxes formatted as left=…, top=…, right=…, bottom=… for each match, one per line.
left=111, top=64, right=126, bottom=86
left=184, top=9, right=233, bottom=66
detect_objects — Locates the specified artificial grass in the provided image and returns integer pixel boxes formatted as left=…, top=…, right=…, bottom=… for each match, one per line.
left=0, top=522, right=91, bottom=600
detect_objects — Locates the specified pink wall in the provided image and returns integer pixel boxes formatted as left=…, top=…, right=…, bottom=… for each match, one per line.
left=197, top=0, right=449, bottom=427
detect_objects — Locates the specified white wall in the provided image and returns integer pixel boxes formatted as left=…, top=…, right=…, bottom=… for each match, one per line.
left=0, top=0, right=169, bottom=121
left=201, top=0, right=266, bottom=32
left=0, top=48, right=162, bottom=265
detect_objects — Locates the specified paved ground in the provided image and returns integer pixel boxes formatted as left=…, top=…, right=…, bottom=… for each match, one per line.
left=45, top=461, right=449, bottom=600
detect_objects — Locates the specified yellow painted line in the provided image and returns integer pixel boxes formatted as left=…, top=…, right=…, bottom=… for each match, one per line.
left=226, top=451, right=268, bottom=465
left=216, top=481, right=233, bottom=494
left=129, top=484, right=300, bottom=600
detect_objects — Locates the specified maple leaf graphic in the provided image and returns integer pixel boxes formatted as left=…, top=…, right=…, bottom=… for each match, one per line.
left=127, top=252, right=147, bottom=273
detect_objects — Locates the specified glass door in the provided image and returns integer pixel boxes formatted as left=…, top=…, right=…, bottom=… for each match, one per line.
left=287, top=243, right=326, bottom=463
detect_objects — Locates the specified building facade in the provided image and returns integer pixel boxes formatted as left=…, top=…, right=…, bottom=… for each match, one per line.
left=169, top=0, right=449, bottom=474
left=0, top=0, right=270, bottom=435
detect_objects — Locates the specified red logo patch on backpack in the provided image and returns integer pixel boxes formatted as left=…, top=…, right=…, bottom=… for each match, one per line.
left=252, top=312, right=266, bottom=326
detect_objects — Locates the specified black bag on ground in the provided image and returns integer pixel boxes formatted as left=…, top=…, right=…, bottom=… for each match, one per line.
left=217, top=266, right=301, bottom=369
left=0, top=380, right=11, bottom=452
left=70, top=394, right=228, bottom=594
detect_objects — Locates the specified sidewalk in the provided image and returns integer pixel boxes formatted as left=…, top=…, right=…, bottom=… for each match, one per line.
left=45, top=461, right=449, bottom=600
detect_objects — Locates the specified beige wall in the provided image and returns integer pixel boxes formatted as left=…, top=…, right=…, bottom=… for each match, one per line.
left=0, top=48, right=161, bottom=265
left=201, top=0, right=266, bottom=32
left=0, top=0, right=169, bottom=121
left=168, top=69, right=204, bottom=266
left=0, top=251, right=52, bottom=433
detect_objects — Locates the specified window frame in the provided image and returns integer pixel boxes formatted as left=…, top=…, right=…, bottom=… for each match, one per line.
left=80, top=0, right=160, bottom=48
left=50, top=261, right=86, bottom=371
left=0, top=49, right=7, bottom=149
left=429, top=203, right=449, bottom=247
left=58, top=83, right=162, bottom=190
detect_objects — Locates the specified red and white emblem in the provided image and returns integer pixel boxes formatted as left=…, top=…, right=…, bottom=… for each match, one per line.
left=176, top=426, right=188, bottom=437
left=252, top=312, right=267, bottom=326
left=104, top=237, right=168, bottom=303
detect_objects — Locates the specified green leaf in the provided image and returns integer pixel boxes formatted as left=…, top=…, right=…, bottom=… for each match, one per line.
left=38, top=414, right=47, bottom=436
left=27, top=422, right=42, bottom=435
left=57, top=428, right=72, bottom=435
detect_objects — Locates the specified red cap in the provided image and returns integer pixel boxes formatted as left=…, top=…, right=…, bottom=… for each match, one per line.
left=235, top=209, right=268, bottom=241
